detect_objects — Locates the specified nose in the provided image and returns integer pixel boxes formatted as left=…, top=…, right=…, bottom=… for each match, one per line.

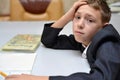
left=77, top=19, right=85, bottom=29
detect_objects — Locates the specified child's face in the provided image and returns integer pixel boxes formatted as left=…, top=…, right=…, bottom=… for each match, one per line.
left=73, top=4, right=107, bottom=46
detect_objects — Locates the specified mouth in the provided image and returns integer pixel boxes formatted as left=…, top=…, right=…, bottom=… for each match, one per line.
left=75, top=31, right=84, bottom=35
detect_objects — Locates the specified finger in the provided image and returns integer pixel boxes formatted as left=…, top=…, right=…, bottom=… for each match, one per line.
left=5, top=75, right=21, bottom=79
left=78, top=0, right=87, bottom=2
left=73, top=1, right=87, bottom=12
left=73, top=1, right=87, bottom=8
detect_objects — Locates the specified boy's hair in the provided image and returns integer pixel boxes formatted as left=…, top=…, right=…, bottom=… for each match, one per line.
left=86, top=0, right=111, bottom=23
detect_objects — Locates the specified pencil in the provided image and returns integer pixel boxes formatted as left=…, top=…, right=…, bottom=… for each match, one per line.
left=0, top=71, right=7, bottom=77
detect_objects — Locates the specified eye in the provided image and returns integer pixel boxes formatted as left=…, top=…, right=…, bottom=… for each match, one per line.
left=77, top=16, right=80, bottom=19
left=75, top=16, right=81, bottom=20
left=87, top=19, right=95, bottom=23
left=88, top=19, right=93, bottom=22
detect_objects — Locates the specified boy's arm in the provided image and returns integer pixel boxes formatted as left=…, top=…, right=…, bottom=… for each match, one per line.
left=41, top=0, right=87, bottom=49
left=49, top=41, right=120, bottom=80
left=41, top=23, right=83, bottom=50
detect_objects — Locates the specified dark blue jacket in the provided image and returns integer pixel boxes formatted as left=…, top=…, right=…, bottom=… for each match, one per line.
left=41, top=23, right=120, bottom=80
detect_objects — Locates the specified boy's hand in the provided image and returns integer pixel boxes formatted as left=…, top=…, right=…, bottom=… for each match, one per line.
left=65, top=0, right=87, bottom=21
left=51, top=0, right=87, bottom=28
left=5, top=74, right=49, bottom=80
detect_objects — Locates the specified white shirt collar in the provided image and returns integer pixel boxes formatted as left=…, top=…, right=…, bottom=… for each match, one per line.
left=81, top=43, right=90, bottom=59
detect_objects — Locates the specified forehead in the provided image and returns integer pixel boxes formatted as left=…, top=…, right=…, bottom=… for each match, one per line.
left=76, top=5, right=101, bottom=19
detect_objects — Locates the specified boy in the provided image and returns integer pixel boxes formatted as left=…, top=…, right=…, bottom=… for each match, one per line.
left=5, top=0, right=120, bottom=80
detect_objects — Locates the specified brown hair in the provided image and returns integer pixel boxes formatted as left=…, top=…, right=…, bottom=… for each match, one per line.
left=86, top=0, right=111, bottom=23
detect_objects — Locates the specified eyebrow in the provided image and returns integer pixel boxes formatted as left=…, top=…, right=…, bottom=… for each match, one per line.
left=75, top=12, right=96, bottom=20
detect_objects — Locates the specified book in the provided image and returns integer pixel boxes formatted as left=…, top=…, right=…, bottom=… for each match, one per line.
left=1, top=34, right=41, bottom=53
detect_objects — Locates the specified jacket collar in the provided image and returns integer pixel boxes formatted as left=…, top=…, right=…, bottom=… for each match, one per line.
left=86, top=24, right=120, bottom=65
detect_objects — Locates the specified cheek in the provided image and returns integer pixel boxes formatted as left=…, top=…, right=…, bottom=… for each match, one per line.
left=86, top=27, right=101, bottom=39
left=72, top=22, right=77, bottom=32
left=88, top=28, right=96, bottom=35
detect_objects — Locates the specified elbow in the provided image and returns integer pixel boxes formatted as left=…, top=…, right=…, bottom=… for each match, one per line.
left=41, top=37, right=54, bottom=48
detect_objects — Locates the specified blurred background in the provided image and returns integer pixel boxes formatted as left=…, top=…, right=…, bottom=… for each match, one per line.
left=0, top=0, right=120, bottom=21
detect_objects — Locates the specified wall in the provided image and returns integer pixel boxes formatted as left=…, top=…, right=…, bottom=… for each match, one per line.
left=0, top=0, right=78, bottom=15
left=107, top=0, right=119, bottom=4
left=62, top=0, right=77, bottom=13
left=0, top=0, right=119, bottom=16
left=0, top=0, right=10, bottom=16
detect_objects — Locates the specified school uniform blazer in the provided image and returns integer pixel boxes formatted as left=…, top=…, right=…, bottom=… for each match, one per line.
left=41, top=23, right=120, bottom=80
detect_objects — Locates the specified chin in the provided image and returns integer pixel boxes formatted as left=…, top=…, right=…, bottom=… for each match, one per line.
left=75, top=38, right=83, bottom=43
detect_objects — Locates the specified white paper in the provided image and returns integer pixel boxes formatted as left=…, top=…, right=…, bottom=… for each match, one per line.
left=0, top=53, right=36, bottom=71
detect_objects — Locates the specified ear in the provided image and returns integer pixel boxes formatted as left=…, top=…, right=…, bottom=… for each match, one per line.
left=103, top=22, right=109, bottom=28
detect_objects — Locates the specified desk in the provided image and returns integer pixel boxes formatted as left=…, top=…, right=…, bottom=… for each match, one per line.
left=0, top=14, right=120, bottom=77
left=0, top=21, right=46, bottom=75
left=0, top=21, right=76, bottom=76
left=0, top=21, right=90, bottom=77
left=31, top=44, right=90, bottom=76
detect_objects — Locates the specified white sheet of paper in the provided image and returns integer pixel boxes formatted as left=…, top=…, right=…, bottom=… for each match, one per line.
left=32, top=45, right=90, bottom=76
left=0, top=53, right=36, bottom=71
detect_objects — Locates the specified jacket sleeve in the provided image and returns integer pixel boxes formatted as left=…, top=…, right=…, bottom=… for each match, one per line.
left=49, top=41, right=120, bottom=80
left=41, top=23, right=83, bottom=50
